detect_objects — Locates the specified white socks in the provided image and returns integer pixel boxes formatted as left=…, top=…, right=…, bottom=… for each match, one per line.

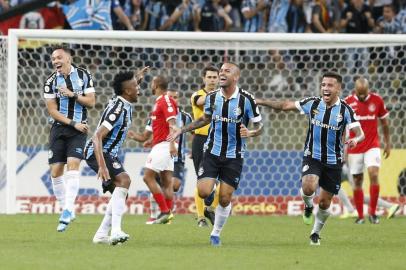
left=51, top=176, right=65, bottom=209
left=64, top=170, right=80, bottom=213
left=211, top=203, right=232, bottom=237
left=149, top=193, right=159, bottom=219
left=312, top=207, right=330, bottom=235
left=338, top=188, right=355, bottom=213
left=300, top=188, right=315, bottom=208
left=96, top=199, right=112, bottom=235
left=111, top=187, right=128, bottom=234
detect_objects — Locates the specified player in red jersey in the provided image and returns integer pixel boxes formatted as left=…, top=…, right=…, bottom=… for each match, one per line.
left=142, top=75, right=178, bottom=224
left=344, top=77, right=392, bottom=224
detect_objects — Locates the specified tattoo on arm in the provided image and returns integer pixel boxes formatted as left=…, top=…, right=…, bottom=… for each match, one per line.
left=181, top=115, right=211, bottom=133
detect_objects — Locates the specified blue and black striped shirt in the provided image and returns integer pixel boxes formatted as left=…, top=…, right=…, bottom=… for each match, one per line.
left=44, top=65, right=95, bottom=124
left=204, top=87, right=262, bottom=159
left=295, top=97, right=359, bottom=165
left=85, top=96, right=132, bottom=158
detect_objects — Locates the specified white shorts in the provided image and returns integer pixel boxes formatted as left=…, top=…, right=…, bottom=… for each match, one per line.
left=347, top=148, right=381, bottom=175
left=145, top=141, right=174, bottom=173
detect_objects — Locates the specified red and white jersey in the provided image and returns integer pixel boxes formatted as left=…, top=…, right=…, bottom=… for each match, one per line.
left=151, top=94, right=178, bottom=146
left=344, top=92, right=389, bottom=154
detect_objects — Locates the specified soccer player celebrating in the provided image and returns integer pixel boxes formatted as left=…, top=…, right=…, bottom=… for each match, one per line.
left=143, top=75, right=178, bottom=224
left=344, top=77, right=396, bottom=224
left=256, top=71, right=364, bottom=245
left=190, top=65, right=221, bottom=227
left=85, top=68, right=148, bottom=245
left=168, top=62, right=263, bottom=246
left=44, top=45, right=96, bottom=232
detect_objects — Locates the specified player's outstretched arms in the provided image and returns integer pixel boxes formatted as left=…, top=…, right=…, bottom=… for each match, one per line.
left=167, top=114, right=211, bottom=142
left=240, top=122, right=263, bottom=138
left=92, top=126, right=112, bottom=182
left=256, top=98, right=298, bottom=111
left=135, top=66, right=150, bottom=84
left=345, top=125, right=365, bottom=149
left=127, top=130, right=152, bottom=143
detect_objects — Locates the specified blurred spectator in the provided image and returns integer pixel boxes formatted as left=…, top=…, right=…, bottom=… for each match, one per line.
left=228, top=0, right=242, bottom=31
left=60, top=0, right=113, bottom=30
left=0, top=0, right=9, bottom=13
left=195, top=0, right=233, bottom=31
left=375, top=4, right=401, bottom=33
left=241, top=0, right=268, bottom=32
left=160, top=0, right=198, bottom=31
left=340, top=0, right=375, bottom=33
left=143, top=0, right=168, bottom=30
left=328, top=0, right=345, bottom=32
left=396, top=2, right=406, bottom=33
left=111, top=0, right=135, bottom=30
left=286, top=0, right=307, bottom=33
left=310, top=0, right=332, bottom=33
left=368, top=0, right=393, bottom=21
left=267, top=0, right=289, bottom=32
left=130, top=0, right=146, bottom=30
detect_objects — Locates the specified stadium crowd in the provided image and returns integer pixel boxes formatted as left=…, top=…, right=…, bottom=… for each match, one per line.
left=1, top=0, right=406, bottom=33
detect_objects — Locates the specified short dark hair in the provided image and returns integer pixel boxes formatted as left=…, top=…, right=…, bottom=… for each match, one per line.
left=154, top=75, right=168, bottom=90
left=202, top=65, right=219, bottom=77
left=52, top=44, right=72, bottom=55
left=113, top=71, right=134, bottom=96
left=322, top=71, right=342, bottom=84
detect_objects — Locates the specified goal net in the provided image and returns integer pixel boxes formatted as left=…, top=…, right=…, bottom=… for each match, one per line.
left=2, top=30, right=406, bottom=215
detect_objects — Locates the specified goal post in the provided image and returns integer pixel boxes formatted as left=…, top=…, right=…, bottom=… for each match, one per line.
left=2, top=29, right=406, bottom=215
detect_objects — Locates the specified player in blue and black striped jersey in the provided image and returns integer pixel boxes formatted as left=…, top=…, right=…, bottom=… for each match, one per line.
left=44, top=45, right=96, bottom=232
left=84, top=67, right=148, bottom=245
left=168, top=63, right=264, bottom=246
left=256, top=71, right=365, bottom=246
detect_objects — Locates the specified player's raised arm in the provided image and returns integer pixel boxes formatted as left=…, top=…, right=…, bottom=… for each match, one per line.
left=256, top=98, right=299, bottom=111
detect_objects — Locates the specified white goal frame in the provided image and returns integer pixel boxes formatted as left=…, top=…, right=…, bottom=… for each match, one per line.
left=4, top=29, right=406, bottom=214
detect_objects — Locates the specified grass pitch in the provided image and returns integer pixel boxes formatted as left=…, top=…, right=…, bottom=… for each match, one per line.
left=0, top=214, right=404, bottom=270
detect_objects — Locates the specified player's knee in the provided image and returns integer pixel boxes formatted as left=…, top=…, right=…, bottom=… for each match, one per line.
left=318, top=199, right=331, bottom=210
left=302, top=185, right=315, bottom=196
left=198, top=188, right=210, bottom=199
left=219, top=197, right=231, bottom=208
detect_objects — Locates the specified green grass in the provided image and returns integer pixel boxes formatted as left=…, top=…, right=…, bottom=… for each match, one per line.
left=0, top=214, right=405, bottom=270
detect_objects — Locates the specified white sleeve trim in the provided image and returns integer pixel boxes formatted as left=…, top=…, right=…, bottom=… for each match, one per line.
left=44, top=93, right=56, bottom=99
left=251, top=115, right=262, bottom=123
left=348, top=121, right=360, bottom=130
left=84, top=87, right=95, bottom=94
left=378, top=112, right=389, bottom=119
left=102, top=121, right=113, bottom=131
left=295, top=101, right=305, bottom=114
left=166, top=116, right=176, bottom=122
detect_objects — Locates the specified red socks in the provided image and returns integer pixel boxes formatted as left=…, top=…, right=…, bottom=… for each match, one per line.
left=369, top=184, right=380, bottom=216
left=153, top=193, right=169, bottom=213
left=353, top=189, right=364, bottom=219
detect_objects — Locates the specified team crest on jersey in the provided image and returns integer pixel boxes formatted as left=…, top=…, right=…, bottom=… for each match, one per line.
left=48, top=150, right=53, bottom=159
left=336, top=113, right=343, bottom=122
left=112, top=162, right=121, bottom=169
left=168, top=106, right=174, bottom=113
left=109, top=114, right=116, bottom=121
left=368, top=104, right=376, bottom=112
left=234, top=107, right=242, bottom=117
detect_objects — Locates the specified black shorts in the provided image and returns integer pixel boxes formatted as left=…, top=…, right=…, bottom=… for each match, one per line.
left=301, top=157, right=342, bottom=195
left=191, top=134, right=207, bottom=176
left=48, top=123, right=87, bottom=164
left=86, top=153, right=126, bottom=180
left=173, top=161, right=185, bottom=181
left=198, top=153, right=243, bottom=190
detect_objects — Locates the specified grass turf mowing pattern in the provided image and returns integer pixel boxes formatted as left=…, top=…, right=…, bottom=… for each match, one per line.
left=0, top=214, right=404, bottom=270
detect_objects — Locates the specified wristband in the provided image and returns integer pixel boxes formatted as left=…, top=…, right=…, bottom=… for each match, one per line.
left=73, top=93, right=78, bottom=100
left=69, top=120, right=77, bottom=127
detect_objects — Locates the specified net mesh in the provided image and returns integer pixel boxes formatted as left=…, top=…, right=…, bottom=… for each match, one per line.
left=7, top=35, right=406, bottom=215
